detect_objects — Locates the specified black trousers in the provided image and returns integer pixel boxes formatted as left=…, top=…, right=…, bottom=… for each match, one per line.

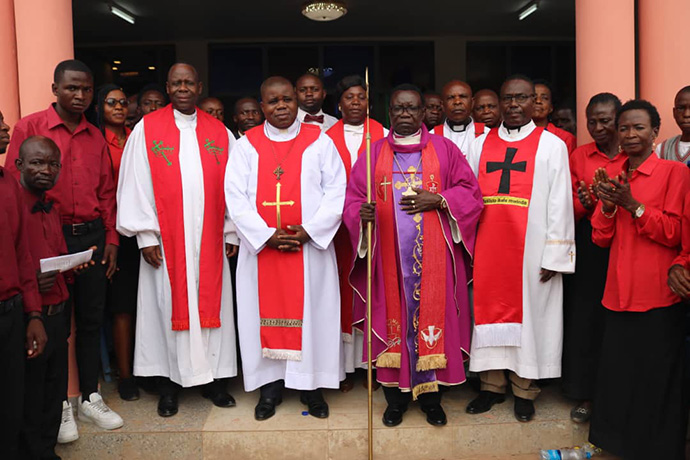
left=20, top=309, right=69, bottom=460
left=0, top=301, right=25, bottom=460
left=63, top=222, right=107, bottom=397
left=260, top=380, right=322, bottom=401
left=382, top=386, right=441, bottom=410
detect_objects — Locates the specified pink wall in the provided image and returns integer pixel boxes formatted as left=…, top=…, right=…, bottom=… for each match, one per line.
left=0, top=1, right=20, bottom=166
left=575, top=0, right=636, bottom=146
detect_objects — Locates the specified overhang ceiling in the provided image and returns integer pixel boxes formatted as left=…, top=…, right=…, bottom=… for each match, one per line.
left=73, top=0, right=575, bottom=44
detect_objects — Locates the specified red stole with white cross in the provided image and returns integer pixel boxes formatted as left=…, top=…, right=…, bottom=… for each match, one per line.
left=246, top=123, right=321, bottom=361
left=373, top=140, right=448, bottom=371
left=472, top=127, right=543, bottom=348
left=326, top=119, right=385, bottom=340
left=144, top=104, right=229, bottom=331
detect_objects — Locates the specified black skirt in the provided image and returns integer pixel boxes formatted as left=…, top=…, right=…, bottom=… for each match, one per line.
left=562, top=218, right=608, bottom=400
left=589, top=303, right=687, bottom=460
left=107, top=235, right=140, bottom=314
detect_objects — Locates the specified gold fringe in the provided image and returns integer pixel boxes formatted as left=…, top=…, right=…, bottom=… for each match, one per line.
left=375, top=352, right=401, bottom=368
left=412, top=381, right=439, bottom=400
left=416, top=354, right=447, bottom=371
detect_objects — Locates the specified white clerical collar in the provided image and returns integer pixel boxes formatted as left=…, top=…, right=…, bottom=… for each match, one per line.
left=264, top=118, right=300, bottom=141
left=343, top=123, right=364, bottom=134
left=446, top=118, right=473, bottom=133
left=173, top=108, right=197, bottom=121
left=392, top=129, right=422, bottom=145
left=500, top=120, right=536, bottom=141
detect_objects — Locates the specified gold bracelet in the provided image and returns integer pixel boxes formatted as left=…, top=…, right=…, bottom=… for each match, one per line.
left=601, top=205, right=617, bottom=219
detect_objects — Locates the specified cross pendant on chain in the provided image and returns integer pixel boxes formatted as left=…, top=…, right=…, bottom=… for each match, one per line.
left=273, top=165, right=284, bottom=180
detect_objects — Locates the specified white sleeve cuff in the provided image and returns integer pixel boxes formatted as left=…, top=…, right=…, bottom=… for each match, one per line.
left=136, top=231, right=159, bottom=249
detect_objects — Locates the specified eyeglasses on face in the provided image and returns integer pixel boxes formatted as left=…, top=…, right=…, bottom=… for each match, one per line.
left=501, top=94, right=534, bottom=104
left=390, top=105, right=422, bottom=116
left=105, top=98, right=128, bottom=107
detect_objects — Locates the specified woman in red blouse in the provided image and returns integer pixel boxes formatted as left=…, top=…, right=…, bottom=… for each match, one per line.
left=97, top=84, right=139, bottom=401
left=589, top=100, right=690, bottom=460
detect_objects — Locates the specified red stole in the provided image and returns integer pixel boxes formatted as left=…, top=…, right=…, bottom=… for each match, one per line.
left=326, top=119, right=385, bottom=340
left=433, top=122, right=485, bottom=137
left=247, top=123, right=321, bottom=360
left=373, top=140, right=448, bottom=371
left=144, top=105, right=228, bottom=331
left=472, top=127, right=544, bottom=347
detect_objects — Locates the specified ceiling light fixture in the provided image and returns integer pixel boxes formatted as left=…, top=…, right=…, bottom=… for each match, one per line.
left=109, top=3, right=136, bottom=25
left=518, top=1, right=539, bottom=21
left=113, top=60, right=121, bottom=64
left=112, top=66, right=119, bottom=71
left=148, top=66, right=156, bottom=70
left=302, top=1, right=347, bottom=22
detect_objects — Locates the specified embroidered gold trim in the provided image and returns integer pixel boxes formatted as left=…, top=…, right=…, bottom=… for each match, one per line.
left=412, top=381, right=439, bottom=400
left=260, top=318, right=303, bottom=327
left=545, top=239, right=575, bottom=245
left=416, top=354, right=448, bottom=372
left=376, top=352, right=401, bottom=368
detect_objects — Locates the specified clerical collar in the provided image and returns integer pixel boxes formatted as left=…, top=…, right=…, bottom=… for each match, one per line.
left=392, top=129, right=422, bottom=145
left=500, top=120, right=536, bottom=140
left=173, top=108, right=197, bottom=122
left=446, top=118, right=472, bottom=132
left=265, top=118, right=300, bottom=140
left=343, top=123, right=364, bottom=133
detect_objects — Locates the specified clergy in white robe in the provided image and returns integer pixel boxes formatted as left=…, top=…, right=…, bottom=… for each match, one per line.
left=117, top=64, right=238, bottom=416
left=431, top=80, right=489, bottom=155
left=225, top=76, right=346, bottom=421
left=296, top=73, right=338, bottom=131
left=465, top=76, right=575, bottom=423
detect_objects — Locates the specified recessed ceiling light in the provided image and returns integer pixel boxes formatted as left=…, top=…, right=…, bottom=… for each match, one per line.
left=148, top=66, right=156, bottom=70
left=518, top=1, right=539, bottom=21
left=112, top=66, right=118, bottom=71
left=109, top=3, right=136, bottom=25
left=113, top=60, right=121, bottom=64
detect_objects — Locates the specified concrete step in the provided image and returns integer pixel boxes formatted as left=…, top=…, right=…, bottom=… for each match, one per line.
left=57, top=379, right=616, bottom=460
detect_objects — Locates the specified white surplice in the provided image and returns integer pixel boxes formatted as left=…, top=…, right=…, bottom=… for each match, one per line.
left=440, top=119, right=489, bottom=156
left=298, top=107, right=339, bottom=132
left=225, top=120, right=346, bottom=391
left=339, top=122, right=388, bottom=374
left=116, top=109, right=238, bottom=388
left=466, top=121, right=575, bottom=379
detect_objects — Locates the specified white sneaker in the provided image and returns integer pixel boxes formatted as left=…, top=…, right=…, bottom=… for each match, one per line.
left=57, top=401, right=79, bottom=444
left=78, top=392, right=124, bottom=430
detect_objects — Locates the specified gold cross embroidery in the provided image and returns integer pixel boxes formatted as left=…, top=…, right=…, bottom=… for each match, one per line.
left=261, top=182, right=294, bottom=229
left=379, top=176, right=392, bottom=201
left=569, top=251, right=575, bottom=263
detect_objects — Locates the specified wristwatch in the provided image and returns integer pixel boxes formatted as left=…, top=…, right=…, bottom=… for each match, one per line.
left=633, top=204, right=645, bottom=219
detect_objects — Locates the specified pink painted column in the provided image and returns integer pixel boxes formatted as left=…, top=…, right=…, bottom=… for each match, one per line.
left=0, top=0, right=20, bottom=166
left=638, top=0, right=690, bottom=143
left=575, top=0, right=636, bottom=145
left=13, top=0, right=74, bottom=117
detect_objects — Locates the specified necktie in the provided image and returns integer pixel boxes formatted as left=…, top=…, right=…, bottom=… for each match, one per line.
left=304, top=114, right=324, bottom=124
left=32, top=200, right=54, bottom=214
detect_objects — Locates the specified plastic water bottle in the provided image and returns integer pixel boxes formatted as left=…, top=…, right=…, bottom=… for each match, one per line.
left=540, top=448, right=592, bottom=459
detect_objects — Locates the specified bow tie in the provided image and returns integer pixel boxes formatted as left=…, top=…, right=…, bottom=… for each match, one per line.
left=304, top=114, right=324, bottom=124
left=31, top=200, right=54, bottom=214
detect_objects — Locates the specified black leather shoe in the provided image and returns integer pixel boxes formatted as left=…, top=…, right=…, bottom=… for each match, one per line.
left=466, top=391, right=505, bottom=414
left=421, top=404, right=447, bottom=426
left=514, top=396, right=535, bottom=422
left=300, top=393, right=329, bottom=419
left=382, top=405, right=406, bottom=427
left=118, top=377, right=140, bottom=401
left=254, top=397, right=281, bottom=421
left=202, top=384, right=236, bottom=408
left=157, top=394, right=178, bottom=417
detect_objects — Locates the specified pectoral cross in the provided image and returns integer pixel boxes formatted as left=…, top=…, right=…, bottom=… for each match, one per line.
left=569, top=251, right=575, bottom=263
left=394, top=168, right=423, bottom=196
left=261, top=182, right=294, bottom=229
left=486, top=147, right=527, bottom=194
left=379, top=176, right=392, bottom=201
left=273, top=165, right=284, bottom=181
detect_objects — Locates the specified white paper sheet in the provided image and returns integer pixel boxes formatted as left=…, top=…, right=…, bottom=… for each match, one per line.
left=40, top=249, right=93, bottom=273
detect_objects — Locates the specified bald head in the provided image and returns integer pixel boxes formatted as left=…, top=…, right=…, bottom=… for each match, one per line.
left=260, top=76, right=298, bottom=129
left=260, top=76, right=294, bottom=100
left=199, top=97, right=224, bottom=122
left=16, top=136, right=62, bottom=193
left=166, top=63, right=202, bottom=115
left=473, top=89, right=501, bottom=128
left=442, top=80, right=473, bottom=124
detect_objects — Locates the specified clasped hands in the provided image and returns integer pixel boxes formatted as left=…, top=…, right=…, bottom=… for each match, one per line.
left=266, top=225, right=311, bottom=252
left=579, top=168, right=641, bottom=215
left=359, top=187, right=443, bottom=224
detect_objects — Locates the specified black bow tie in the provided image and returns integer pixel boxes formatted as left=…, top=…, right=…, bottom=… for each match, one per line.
left=31, top=200, right=53, bottom=214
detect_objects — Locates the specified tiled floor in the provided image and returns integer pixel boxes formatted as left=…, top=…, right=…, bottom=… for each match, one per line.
left=56, top=379, right=618, bottom=459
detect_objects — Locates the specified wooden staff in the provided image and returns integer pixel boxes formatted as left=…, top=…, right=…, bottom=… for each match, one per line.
left=364, top=67, right=374, bottom=460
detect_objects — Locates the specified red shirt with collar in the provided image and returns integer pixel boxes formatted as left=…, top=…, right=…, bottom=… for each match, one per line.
left=547, top=122, right=577, bottom=154
left=0, top=167, right=42, bottom=313
left=569, top=142, right=627, bottom=222
left=5, top=104, right=119, bottom=246
left=20, top=187, right=70, bottom=306
left=104, top=127, right=130, bottom=187
left=591, top=153, right=690, bottom=312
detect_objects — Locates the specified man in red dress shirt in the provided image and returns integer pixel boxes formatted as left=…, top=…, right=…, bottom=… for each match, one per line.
left=5, top=60, right=122, bottom=430
left=15, top=136, right=86, bottom=459
left=0, top=111, right=46, bottom=460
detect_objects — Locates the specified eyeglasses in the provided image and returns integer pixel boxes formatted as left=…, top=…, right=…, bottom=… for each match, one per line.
left=105, top=98, right=127, bottom=107
left=390, top=105, right=422, bottom=116
left=501, top=94, right=534, bottom=104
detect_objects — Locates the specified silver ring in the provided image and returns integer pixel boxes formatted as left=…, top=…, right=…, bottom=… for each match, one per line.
left=411, top=200, right=415, bottom=205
